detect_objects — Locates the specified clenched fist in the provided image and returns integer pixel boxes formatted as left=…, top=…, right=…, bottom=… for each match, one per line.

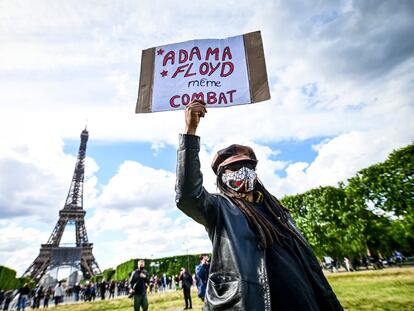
left=184, top=100, right=207, bottom=135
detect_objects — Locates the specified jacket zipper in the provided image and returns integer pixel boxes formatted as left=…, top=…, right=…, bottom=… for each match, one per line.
left=261, top=255, right=272, bottom=311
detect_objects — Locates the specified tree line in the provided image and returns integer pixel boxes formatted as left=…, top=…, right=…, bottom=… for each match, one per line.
left=280, top=142, right=414, bottom=260
left=0, top=266, right=34, bottom=290
left=91, top=254, right=206, bottom=283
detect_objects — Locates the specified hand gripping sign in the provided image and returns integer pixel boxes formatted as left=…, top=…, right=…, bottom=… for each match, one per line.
left=135, top=31, right=270, bottom=113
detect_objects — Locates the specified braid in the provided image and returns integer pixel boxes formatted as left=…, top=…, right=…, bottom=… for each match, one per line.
left=217, top=177, right=304, bottom=248
left=259, top=181, right=306, bottom=243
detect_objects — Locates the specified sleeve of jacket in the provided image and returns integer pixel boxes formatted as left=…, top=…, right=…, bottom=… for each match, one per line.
left=175, top=134, right=218, bottom=228
left=129, top=271, right=136, bottom=288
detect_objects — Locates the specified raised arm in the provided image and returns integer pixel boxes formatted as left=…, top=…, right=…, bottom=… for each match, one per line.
left=175, top=101, right=217, bottom=227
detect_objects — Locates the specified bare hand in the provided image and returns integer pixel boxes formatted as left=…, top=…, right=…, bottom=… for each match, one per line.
left=185, top=100, right=207, bottom=135
left=140, top=273, right=146, bottom=278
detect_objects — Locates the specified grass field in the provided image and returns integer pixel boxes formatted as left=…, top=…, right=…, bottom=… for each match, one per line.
left=54, top=267, right=414, bottom=311
left=327, top=267, right=414, bottom=310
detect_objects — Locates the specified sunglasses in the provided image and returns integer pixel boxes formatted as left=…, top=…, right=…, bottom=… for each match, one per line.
left=223, top=161, right=256, bottom=172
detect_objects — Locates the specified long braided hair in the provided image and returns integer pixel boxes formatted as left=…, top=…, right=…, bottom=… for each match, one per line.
left=217, top=174, right=304, bottom=249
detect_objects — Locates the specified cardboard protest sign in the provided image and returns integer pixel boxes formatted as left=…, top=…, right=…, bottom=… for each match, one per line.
left=136, top=31, right=270, bottom=113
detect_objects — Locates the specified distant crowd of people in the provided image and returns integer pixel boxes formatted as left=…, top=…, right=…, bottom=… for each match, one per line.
left=1, top=251, right=404, bottom=310
left=0, top=282, right=56, bottom=310
left=129, top=255, right=210, bottom=311
left=0, top=255, right=211, bottom=311
left=0, top=278, right=132, bottom=310
left=322, top=250, right=406, bottom=273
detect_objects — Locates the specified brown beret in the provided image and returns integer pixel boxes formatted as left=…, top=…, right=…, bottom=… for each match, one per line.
left=211, top=144, right=258, bottom=175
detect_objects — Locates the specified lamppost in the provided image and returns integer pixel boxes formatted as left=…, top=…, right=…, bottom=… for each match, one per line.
left=182, top=241, right=190, bottom=272
left=150, top=254, right=154, bottom=275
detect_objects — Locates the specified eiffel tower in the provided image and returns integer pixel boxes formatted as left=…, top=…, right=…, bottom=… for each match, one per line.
left=23, top=128, right=101, bottom=283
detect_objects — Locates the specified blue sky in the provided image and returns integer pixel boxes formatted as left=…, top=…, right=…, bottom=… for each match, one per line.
left=63, top=138, right=324, bottom=184
left=0, top=0, right=413, bottom=276
left=63, top=140, right=178, bottom=184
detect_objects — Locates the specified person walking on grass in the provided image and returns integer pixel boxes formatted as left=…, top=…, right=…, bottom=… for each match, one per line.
left=129, top=260, right=150, bottom=311
left=109, top=280, right=116, bottom=299
left=179, top=267, right=193, bottom=310
left=53, top=282, right=64, bottom=307
left=195, top=254, right=209, bottom=301
left=43, top=287, right=52, bottom=308
left=16, top=283, right=30, bottom=311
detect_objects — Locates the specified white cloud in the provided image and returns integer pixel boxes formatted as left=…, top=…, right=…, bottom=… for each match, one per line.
left=95, top=161, right=176, bottom=211
left=1, top=0, right=413, bottom=277
left=87, top=207, right=211, bottom=271
left=265, top=128, right=414, bottom=196
left=0, top=130, right=98, bottom=220
left=1, top=0, right=413, bottom=147
left=305, top=128, right=412, bottom=187
left=151, top=141, right=166, bottom=156
left=0, top=222, right=50, bottom=275
left=85, top=159, right=211, bottom=270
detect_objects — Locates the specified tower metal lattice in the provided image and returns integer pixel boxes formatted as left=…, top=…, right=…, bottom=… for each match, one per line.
left=23, top=129, right=101, bottom=282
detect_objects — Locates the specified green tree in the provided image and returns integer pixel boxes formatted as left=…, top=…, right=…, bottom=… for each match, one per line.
left=282, top=186, right=365, bottom=258
left=346, top=143, right=413, bottom=217
left=346, top=143, right=414, bottom=254
left=115, top=259, right=136, bottom=281
left=0, top=266, right=17, bottom=290
left=102, top=268, right=115, bottom=281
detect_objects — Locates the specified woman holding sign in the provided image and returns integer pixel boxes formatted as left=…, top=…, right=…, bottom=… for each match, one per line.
left=175, top=101, right=343, bottom=310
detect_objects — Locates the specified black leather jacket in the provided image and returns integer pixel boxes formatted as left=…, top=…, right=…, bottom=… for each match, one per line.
left=176, top=134, right=343, bottom=311
left=129, top=269, right=150, bottom=295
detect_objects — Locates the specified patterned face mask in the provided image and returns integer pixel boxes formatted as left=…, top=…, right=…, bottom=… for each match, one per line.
left=221, top=166, right=257, bottom=193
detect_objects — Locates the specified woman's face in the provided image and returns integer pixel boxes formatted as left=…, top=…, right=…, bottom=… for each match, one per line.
left=222, top=161, right=257, bottom=193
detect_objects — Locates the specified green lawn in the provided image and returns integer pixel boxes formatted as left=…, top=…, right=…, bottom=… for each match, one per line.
left=54, top=267, right=414, bottom=311
left=327, top=267, right=414, bottom=310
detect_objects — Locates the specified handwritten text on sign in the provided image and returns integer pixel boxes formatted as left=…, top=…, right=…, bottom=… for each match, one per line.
left=151, top=35, right=250, bottom=112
